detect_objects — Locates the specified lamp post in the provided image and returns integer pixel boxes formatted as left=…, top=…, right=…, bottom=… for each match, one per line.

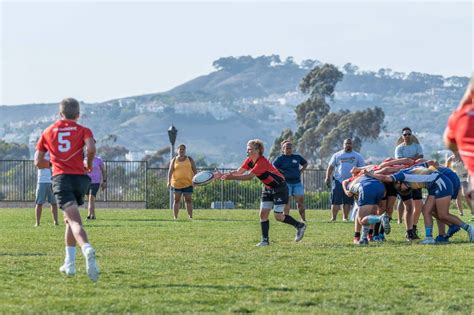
left=168, top=125, right=178, bottom=210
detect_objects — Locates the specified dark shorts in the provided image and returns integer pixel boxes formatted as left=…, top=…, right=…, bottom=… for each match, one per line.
left=331, top=180, right=354, bottom=206
left=172, top=186, right=193, bottom=194
left=52, top=174, right=91, bottom=210
left=382, top=182, right=398, bottom=200
left=88, top=183, right=101, bottom=197
left=261, top=184, right=289, bottom=213
left=444, top=172, right=460, bottom=200
left=398, top=188, right=423, bottom=201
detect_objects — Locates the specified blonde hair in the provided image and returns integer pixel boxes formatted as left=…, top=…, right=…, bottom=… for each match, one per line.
left=247, top=139, right=264, bottom=155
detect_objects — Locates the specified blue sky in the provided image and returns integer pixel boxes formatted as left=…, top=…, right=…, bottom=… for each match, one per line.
left=1, top=0, right=472, bottom=105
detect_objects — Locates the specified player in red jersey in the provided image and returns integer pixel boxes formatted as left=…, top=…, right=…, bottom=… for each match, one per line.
left=35, top=98, right=99, bottom=282
left=214, top=139, right=306, bottom=246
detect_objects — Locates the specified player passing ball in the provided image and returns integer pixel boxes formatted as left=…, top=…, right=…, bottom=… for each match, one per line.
left=213, top=139, right=306, bottom=246
left=35, top=98, right=99, bottom=281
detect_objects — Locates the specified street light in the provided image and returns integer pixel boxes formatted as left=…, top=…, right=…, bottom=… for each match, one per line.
left=168, top=125, right=178, bottom=209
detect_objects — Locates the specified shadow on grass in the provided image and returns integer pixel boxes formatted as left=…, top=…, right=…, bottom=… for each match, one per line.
left=0, top=252, right=47, bottom=256
left=129, top=283, right=321, bottom=293
left=193, top=218, right=255, bottom=222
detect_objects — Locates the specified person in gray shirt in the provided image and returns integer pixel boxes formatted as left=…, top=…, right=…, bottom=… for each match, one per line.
left=394, top=127, right=423, bottom=240
left=325, top=139, right=365, bottom=221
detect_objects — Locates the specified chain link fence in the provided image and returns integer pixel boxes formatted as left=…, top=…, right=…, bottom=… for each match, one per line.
left=0, top=160, right=331, bottom=209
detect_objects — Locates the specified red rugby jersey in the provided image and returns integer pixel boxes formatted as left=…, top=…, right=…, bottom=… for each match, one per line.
left=446, top=104, right=474, bottom=174
left=36, top=120, right=93, bottom=176
left=240, top=156, right=285, bottom=188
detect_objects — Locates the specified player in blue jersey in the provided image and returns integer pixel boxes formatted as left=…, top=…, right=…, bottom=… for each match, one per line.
left=365, top=166, right=474, bottom=243
left=342, top=175, right=389, bottom=245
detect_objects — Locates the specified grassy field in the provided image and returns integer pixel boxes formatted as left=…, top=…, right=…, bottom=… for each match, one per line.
left=0, top=208, right=473, bottom=314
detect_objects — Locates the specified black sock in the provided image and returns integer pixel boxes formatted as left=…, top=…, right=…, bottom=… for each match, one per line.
left=413, top=224, right=417, bottom=232
left=283, top=215, right=302, bottom=228
left=407, top=229, right=414, bottom=238
left=369, top=229, right=374, bottom=236
left=380, top=225, right=385, bottom=234
left=354, top=232, right=361, bottom=238
left=374, top=223, right=381, bottom=236
left=261, top=220, right=269, bottom=240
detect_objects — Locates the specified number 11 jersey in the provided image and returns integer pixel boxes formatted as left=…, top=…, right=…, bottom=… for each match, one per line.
left=36, top=120, right=94, bottom=176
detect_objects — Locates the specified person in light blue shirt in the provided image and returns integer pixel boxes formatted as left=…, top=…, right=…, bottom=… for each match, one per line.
left=394, top=127, right=424, bottom=238
left=325, top=138, right=365, bottom=221
left=273, top=140, right=308, bottom=221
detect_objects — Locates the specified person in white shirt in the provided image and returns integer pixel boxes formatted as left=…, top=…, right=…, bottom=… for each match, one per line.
left=35, top=166, right=58, bottom=226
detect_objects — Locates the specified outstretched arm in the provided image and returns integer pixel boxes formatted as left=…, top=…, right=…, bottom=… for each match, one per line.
left=364, top=170, right=393, bottom=182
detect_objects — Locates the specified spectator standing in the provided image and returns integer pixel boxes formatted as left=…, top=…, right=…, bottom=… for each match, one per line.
left=86, top=156, right=107, bottom=220
left=325, top=139, right=365, bottom=221
left=34, top=165, right=59, bottom=226
left=273, top=140, right=308, bottom=222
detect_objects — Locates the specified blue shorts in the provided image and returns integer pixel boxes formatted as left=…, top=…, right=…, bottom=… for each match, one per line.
left=358, top=179, right=386, bottom=207
left=287, top=182, right=304, bottom=196
left=427, top=174, right=453, bottom=199
left=331, top=180, right=354, bottom=206
left=171, top=186, right=193, bottom=194
left=443, top=171, right=460, bottom=200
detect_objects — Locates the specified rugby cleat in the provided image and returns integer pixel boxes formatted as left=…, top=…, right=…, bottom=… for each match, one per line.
left=295, top=224, right=306, bottom=242
left=84, top=248, right=99, bottom=282
left=358, top=238, right=369, bottom=245
left=59, top=262, right=76, bottom=276
left=435, top=235, right=449, bottom=243
left=380, top=214, right=391, bottom=235
left=420, top=237, right=435, bottom=245
left=256, top=239, right=270, bottom=247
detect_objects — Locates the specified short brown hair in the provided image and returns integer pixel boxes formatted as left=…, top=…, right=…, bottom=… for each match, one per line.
left=60, top=98, right=80, bottom=119
left=247, top=139, right=264, bottom=155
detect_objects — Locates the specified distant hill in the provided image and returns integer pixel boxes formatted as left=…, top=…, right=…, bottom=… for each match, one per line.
left=0, top=55, right=469, bottom=165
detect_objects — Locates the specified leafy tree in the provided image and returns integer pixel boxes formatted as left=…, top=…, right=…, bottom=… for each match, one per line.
left=0, top=140, right=29, bottom=159
left=271, top=63, right=385, bottom=166
left=97, top=145, right=129, bottom=161
left=142, top=147, right=171, bottom=167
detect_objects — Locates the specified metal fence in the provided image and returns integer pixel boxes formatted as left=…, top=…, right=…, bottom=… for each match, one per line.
left=0, top=160, right=331, bottom=209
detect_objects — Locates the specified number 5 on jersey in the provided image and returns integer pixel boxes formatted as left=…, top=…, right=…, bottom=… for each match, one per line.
left=58, top=132, right=71, bottom=152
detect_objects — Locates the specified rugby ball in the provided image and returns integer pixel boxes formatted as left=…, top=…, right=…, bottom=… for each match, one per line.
left=192, top=171, right=214, bottom=186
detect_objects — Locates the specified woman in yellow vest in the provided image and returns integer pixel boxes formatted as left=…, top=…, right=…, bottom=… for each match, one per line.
left=167, top=144, right=197, bottom=219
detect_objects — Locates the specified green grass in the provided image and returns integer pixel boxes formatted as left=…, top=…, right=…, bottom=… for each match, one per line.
left=1, top=208, right=473, bottom=314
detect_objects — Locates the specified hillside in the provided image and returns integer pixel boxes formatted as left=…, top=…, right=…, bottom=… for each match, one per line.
left=0, top=55, right=469, bottom=165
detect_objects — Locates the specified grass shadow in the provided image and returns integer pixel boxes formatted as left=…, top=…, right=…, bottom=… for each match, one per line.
left=0, top=252, right=47, bottom=257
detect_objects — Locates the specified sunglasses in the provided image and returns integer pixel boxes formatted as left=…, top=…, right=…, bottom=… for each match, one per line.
left=402, top=133, right=412, bottom=137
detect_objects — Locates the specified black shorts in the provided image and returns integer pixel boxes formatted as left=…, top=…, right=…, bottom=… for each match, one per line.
left=89, top=183, right=101, bottom=197
left=383, top=182, right=398, bottom=200
left=52, top=174, right=91, bottom=210
left=398, top=188, right=423, bottom=201
left=261, top=184, right=289, bottom=206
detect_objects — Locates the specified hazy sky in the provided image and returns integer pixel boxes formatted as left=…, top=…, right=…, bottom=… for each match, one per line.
left=1, top=0, right=472, bottom=105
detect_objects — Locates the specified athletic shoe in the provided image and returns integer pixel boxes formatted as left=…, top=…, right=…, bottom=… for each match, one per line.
left=468, top=226, right=474, bottom=242
left=295, top=224, right=306, bottom=242
left=86, top=215, right=96, bottom=220
left=405, top=232, right=414, bottom=242
left=412, top=228, right=420, bottom=240
left=379, top=234, right=385, bottom=241
left=84, top=248, right=99, bottom=282
left=381, top=214, right=391, bottom=235
left=447, top=225, right=461, bottom=238
left=420, top=237, right=435, bottom=245
left=353, top=237, right=360, bottom=244
left=368, top=234, right=374, bottom=242
left=435, top=235, right=449, bottom=243
left=358, top=238, right=369, bottom=245
left=256, top=239, right=269, bottom=247
left=373, top=235, right=383, bottom=242
left=59, top=262, right=76, bottom=276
